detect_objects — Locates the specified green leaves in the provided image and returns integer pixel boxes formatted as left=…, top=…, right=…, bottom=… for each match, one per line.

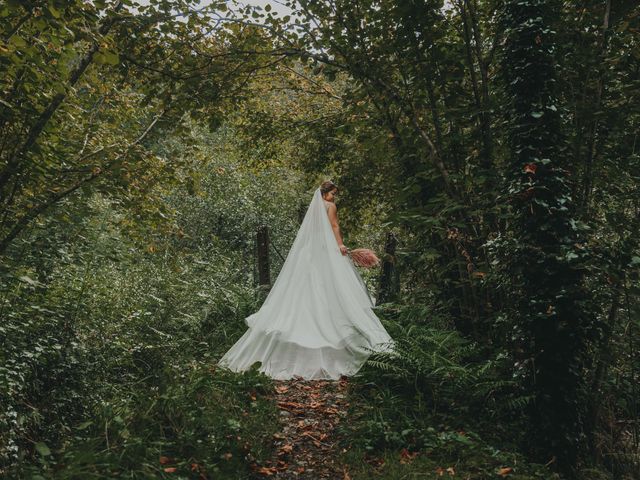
left=8, top=34, right=27, bottom=48
left=46, top=4, right=62, bottom=19
left=34, top=442, right=51, bottom=457
left=18, top=275, right=43, bottom=287
left=94, top=50, right=119, bottom=65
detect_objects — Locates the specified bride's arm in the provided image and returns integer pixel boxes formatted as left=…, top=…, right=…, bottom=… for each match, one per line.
left=327, top=203, right=348, bottom=254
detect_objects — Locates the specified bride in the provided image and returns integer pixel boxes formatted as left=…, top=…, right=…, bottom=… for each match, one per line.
left=217, top=180, right=394, bottom=380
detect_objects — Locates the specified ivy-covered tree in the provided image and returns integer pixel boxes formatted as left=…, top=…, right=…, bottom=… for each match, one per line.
left=499, top=0, right=594, bottom=474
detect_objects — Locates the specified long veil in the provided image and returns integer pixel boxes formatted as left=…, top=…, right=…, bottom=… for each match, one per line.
left=217, top=187, right=394, bottom=380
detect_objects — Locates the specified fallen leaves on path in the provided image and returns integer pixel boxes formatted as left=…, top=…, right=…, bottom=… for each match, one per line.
left=250, top=375, right=351, bottom=479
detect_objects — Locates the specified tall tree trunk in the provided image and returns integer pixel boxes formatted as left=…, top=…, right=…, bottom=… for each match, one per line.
left=500, top=0, right=593, bottom=475
left=457, top=0, right=493, bottom=169
left=587, top=279, right=623, bottom=460
left=578, top=0, right=612, bottom=215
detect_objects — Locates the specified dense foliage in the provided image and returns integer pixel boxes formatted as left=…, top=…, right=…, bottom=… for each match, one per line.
left=1, top=0, right=638, bottom=479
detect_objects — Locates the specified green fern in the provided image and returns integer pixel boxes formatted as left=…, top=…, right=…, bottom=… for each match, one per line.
left=360, top=318, right=495, bottom=409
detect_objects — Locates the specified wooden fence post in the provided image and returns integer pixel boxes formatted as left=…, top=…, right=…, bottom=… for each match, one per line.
left=257, top=225, right=271, bottom=293
left=377, top=232, right=399, bottom=304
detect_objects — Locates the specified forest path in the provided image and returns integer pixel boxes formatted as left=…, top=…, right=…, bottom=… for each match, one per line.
left=250, top=376, right=352, bottom=479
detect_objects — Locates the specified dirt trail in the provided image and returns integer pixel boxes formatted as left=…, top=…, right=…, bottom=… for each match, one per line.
left=250, top=376, right=352, bottom=479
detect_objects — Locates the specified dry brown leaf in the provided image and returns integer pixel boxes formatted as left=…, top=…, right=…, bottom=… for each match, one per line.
left=399, top=448, right=419, bottom=464
left=255, top=466, right=278, bottom=476
left=277, top=401, right=305, bottom=410
left=159, top=456, right=171, bottom=465
left=280, top=444, right=294, bottom=454
left=498, top=467, right=513, bottom=476
left=435, top=466, right=455, bottom=476
left=365, top=456, right=386, bottom=468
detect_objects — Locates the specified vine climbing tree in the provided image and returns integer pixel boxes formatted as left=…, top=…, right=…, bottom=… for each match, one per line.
left=499, top=0, right=595, bottom=473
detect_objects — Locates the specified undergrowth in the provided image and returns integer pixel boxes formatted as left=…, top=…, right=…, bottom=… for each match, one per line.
left=15, top=366, right=277, bottom=479
left=337, top=303, right=613, bottom=479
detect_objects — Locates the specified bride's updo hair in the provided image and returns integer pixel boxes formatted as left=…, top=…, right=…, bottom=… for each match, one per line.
left=320, top=180, right=339, bottom=195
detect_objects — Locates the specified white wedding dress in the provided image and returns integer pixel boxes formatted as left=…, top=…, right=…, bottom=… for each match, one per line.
left=217, top=187, right=394, bottom=380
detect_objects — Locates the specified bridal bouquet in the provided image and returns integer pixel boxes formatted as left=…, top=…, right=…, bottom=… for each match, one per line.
left=347, top=248, right=381, bottom=268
